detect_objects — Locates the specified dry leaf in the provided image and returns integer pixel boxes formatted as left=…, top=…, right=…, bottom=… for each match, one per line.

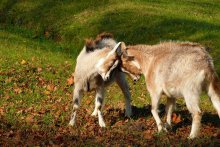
left=44, top=90, right=50, bottom=95
left=47, top=84, right=55, bottom=91
left=5, top=77, right=13, bottom=83
left=31, top=56, right=36, bottom=61
left=143, top=130, right=153, bottom=140
left=26, top=116, right=34, bottom=123
left=172, top=113, right=182, bottom=124
left=14, top=88, right=22, bottom=94
left=37, top=67, right=42, bottom=72
left=44, top=31, right=50, bottom=38
left=67, top=77, right=74, bottom=85
left=20, top=59, right=27, bottom=65
left=0, top=108, right=4, bottom=115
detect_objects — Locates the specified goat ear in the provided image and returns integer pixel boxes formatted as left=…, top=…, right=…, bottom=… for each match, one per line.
left=120, top=42, right=126, bottom=51
left=108, top=42, right=121, bottom=55
left=112, top=41, right=127, bottom=56
left=85, top=38, right=95, bottom=52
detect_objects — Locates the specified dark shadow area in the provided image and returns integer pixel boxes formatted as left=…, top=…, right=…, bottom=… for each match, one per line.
left=185, top=1, right=220, bottom=10
left=0, top=0, right=113, bottom=56
left=202, top=112, right=220, bottom=127
left=131, top=104, right=166, bottom=119
left=104, top=104, right=165, bottom=125
left=170, top=110, right=220, bottom=133
left=13, top=0, right=109, bottom=34
left=1, top=2, right=220, bottom=60
left=0, top=0, right=18, bottom=23
left=131, top=105, right=152, bottom=119
left=97, top=10, right=220, bottom=45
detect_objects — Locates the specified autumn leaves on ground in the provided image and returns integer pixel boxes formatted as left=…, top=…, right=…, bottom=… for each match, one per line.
left=1, top=0, right=220, bottom=146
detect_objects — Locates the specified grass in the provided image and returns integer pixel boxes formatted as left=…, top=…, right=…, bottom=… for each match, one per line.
left=0, top=0, right=220, bottom=146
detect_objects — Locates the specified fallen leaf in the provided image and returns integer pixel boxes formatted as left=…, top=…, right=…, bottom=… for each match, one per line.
left=17, top=110, right=24, bottom=114
left=44, top=31, right=50, bottom=38
left=14, top=87, right=22, bottom=94
left=37, top=67, right=42, bottom=72
left=31, top=56, right=36, bottom=61
left=114, top=120, right=123, bottom=127
left=0, top=108, right=4, bottom=115
left=47, top=84, right=55, bottom=91
left=20, top=59, right=27, bottom=65
left=37, top=77, right=45, bottom=85
left=67, top=77, right=74, bottom=85
left=26, top=107, right=34, bottom=113
left=5, top=77, right=13, bottom=83
left=5, top=95, right=10, bottom=99
left=26, top=116, right=34, bottom=123
left=44, top=90, right=50, bottom=95
left=172, top=113, right=182, bottom=124
left=6, top=130, right=14, bottom=137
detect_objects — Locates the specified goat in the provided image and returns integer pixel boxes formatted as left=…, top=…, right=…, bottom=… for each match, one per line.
left=97, top=41, right=220, bottom=138
left=68, top=33, right=132, bottom=127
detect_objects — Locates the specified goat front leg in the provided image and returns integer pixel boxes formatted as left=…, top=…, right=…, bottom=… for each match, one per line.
left=92, top=86, right=106, bottom=127
left=69, top=85, right=83, bottom=126
left=149, top=88, right=165, bottom=132
left=115, top=72, right=132, bottom=117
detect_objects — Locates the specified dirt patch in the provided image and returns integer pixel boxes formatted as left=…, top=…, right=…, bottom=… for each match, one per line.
left=0, top=105, right=220, bottom=146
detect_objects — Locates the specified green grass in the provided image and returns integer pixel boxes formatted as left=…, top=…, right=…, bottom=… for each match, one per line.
left=0, top=0, right=220, bottom=146
left=1, top=1, right=220, bottom=67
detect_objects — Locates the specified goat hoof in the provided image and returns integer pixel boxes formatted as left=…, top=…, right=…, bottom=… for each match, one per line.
left=68, top=122, right=74, bottom=126
left=125, top=111, right=132, bottom=117
left=188, top=134, right=197, bottom=139
left=159, top=127, right=168, bottom=133
left=99, top=120, right=106, bottom=128
left=91, top=111, right=98, bottom=117
left=158, top=125, right=168, bottom=133
left=164, top=123, right=172, bottom=131
left=99, top=123, right=106, bottom=128
left=68, top=118, right=76, bottom=126
left=163, top=127, right=168, bottom=133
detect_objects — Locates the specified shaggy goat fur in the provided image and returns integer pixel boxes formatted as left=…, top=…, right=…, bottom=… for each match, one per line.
left=97, top=41, right=220, bottom=138
left=69, top=33, right=132, bottom=127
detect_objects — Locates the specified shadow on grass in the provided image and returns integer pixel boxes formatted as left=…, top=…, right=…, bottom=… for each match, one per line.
left=1, top=2, right=220, bottom=61
left=97, top=9, right=220, bottom=45
left=0, top=0, right=18, bottom=23
left=170, top=109, right=220, bottom=133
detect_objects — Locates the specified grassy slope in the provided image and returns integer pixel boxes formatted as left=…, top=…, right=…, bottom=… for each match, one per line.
left=1, top=1, right=220, bottom=62
left=0, top=0, right=220, bottom=146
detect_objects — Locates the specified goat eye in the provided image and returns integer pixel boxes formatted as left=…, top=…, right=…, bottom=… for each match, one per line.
left=122, top=54, right=127, bottom=58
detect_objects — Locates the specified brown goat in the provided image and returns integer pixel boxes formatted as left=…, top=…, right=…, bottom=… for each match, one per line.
left=97, top=41, right=220, bottom=139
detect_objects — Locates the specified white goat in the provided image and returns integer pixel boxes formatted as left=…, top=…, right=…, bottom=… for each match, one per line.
left=97, top=41, right=220, bottom=138
left=68, top=33, right=132, bottom=127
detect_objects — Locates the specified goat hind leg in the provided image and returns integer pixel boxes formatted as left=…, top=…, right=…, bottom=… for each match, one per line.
left=165, top=97, right=176, bottom=130
left=184, top=94, right=202, bottom=139
left=92, top=86, right=106, bottom=127
left=69, top=86, right=82, bottom=126
left=91, top=88, right=104, bottom=117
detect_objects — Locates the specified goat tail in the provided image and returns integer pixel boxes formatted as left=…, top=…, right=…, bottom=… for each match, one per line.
left=206, top=69, right=220, bottom=118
